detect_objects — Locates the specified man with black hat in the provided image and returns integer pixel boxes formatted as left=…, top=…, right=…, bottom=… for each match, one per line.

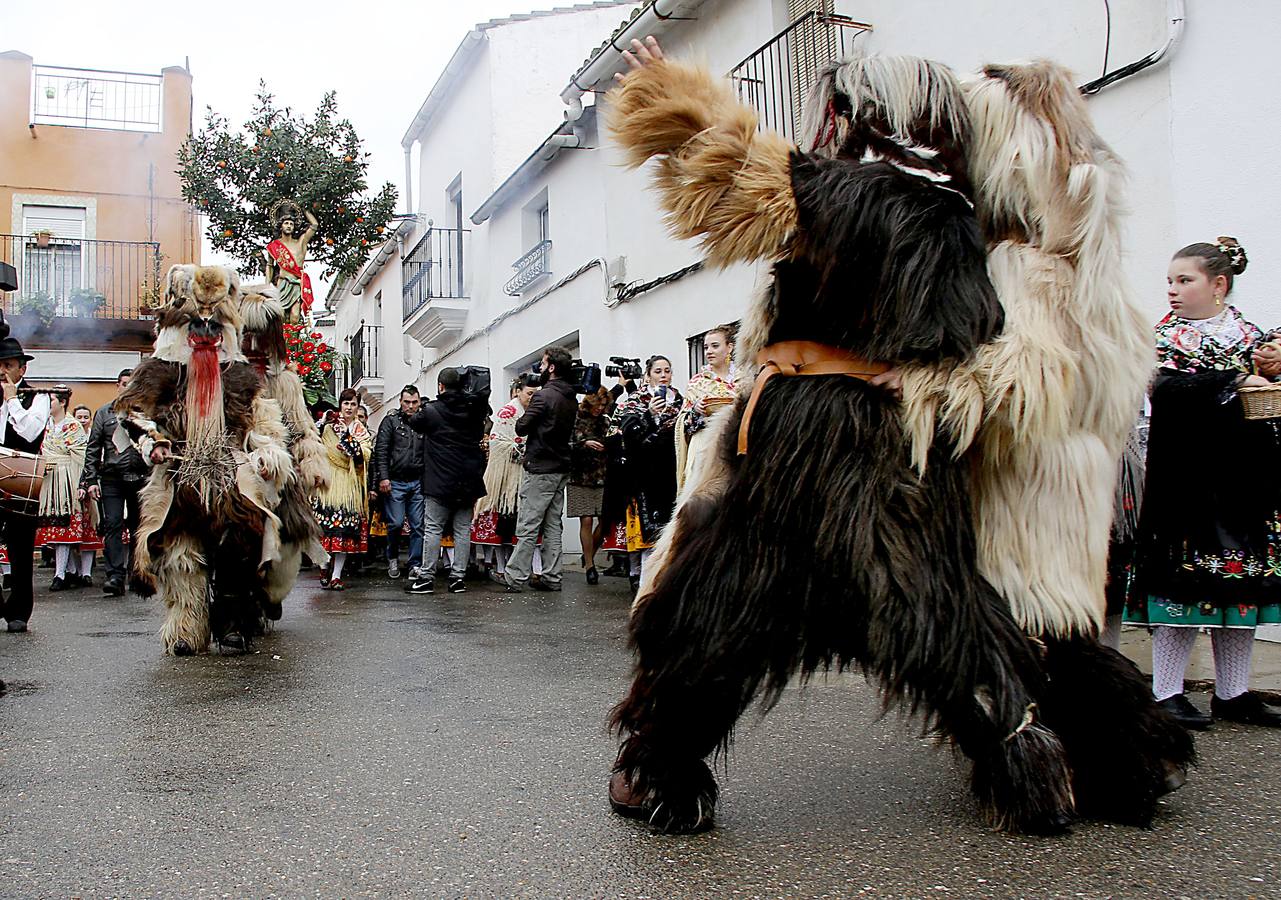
left=0, top=314, right=50, bottom=633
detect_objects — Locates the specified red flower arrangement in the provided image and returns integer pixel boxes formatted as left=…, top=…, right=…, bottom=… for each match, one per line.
left=284, top=322, right=345, bottom=408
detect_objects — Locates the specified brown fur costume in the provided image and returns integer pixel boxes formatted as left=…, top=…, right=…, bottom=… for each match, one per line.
left=116, top=265, right=294, bottom=654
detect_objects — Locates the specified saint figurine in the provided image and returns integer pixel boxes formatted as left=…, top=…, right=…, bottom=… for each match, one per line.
left=263, top=200, right=319, bottom=324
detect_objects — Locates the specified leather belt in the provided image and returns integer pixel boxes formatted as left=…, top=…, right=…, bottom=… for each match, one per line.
left=737, top=340, right=890, bottom=455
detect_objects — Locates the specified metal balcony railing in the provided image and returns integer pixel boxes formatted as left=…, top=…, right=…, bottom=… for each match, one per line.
left=402, top=226, right=467, bottom=322
left=0, top=234, right=162, bottom=320
left=31, top=65, right=163, bottom=132
left=503, top=240, right=552, bottom=297
left=729, top=12, right=872, bottom=143
left=349, top=324, right=382, bottom=386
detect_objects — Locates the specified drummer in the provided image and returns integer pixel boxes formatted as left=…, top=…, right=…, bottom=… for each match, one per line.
left=0, top=324, right=49, bottom=634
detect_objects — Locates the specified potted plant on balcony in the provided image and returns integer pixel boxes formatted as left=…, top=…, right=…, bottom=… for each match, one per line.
left=69, top=286, right=106, bottom=318
left=31, top=228, right=54, bottom=249
left=15, top=290, right=57, bottom=327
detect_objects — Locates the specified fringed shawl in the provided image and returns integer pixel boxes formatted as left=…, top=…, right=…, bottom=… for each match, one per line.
left=38, top=417, right=87, bottom=519
left=312, top=420, right=371, bottom=518
left=477, top=399, right=525, bottom=516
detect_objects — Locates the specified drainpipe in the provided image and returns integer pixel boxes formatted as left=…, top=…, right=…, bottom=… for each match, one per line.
left=403, top=146, right=414, bottom=215
left=541, top=133, right=580, bottom=160
left=1080, top=0, right=1185, bottom=94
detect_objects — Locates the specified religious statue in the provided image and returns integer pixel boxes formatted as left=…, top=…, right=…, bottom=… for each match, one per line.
left=263, top=200, right=319, bottom=325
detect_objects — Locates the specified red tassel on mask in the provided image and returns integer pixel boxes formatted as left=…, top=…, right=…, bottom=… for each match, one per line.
left=189, top=335, right=222, bottom=417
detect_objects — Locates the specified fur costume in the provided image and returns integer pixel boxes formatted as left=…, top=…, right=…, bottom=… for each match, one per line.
left=895, top=61, right=1192, bottom=825
left=115, top=265, right=296, bottom=655
left=239, top=282, right=330, bottom=613
left=607, top=55, right=1084, bottom=836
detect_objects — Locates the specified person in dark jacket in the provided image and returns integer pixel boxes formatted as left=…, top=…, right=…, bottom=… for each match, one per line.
left=407, top=368, right=488, bottom=594
left=372, top=385, right=425, bottom=579
left=499, top=345, right=578, bottom=592
left=78, top=368, right=148, bottom=597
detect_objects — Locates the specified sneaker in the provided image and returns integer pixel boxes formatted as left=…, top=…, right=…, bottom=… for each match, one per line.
left=387, top=559, right=400, bottom=579
left=407, top=577, right=435, bottom=594
left=6, top=619, right=27, bottom=633
left=448, top=578, right=466, bottom=594
left=1157, top=693, right=1213, bottom=731
left=1211, top=690, right=1281, bottom=727
left=408, top=565, right=423, bottom=581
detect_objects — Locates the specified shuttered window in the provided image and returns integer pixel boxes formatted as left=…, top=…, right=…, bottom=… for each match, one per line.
left=22, top=205, right=86, bottom=240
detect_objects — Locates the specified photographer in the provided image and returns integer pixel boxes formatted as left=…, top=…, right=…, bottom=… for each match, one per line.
left=608, top=355, right=682, bottom=591
left=407, top=368, right=488, bottom=595
left=499, top=346, right=577, bottom=592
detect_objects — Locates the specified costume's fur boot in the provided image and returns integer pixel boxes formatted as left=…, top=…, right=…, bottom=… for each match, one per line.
left=157, top=534, right=210, bottom=656
left=1038, top=638, right=1195, bottom=825
left=613, top=383, right=1076, bottom=834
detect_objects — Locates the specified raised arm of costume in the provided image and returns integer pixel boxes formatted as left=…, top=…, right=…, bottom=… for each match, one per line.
left=5, top=393, right=49, bottom=443
left=608, top=59, right=797, bottom=267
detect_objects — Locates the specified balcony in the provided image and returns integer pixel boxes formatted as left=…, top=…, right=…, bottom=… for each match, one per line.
left=0, top=233, right=162, bottom=349
left=503, top=240, right=552, bottom=297
left=401, top=225, right=468, bottom=348
left=729, top=12, right=872, bottom=144
left=349, top=324, right=384, bottom=402
left=31, top=65, right=163, bottom=132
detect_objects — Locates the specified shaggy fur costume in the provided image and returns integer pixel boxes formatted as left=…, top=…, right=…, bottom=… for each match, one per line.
left=607, top=57, right=1081, bottom=835
left=239, top=282, right=329, bottom=616
left=895, top=61, right=1192, bottom=823
left=116, top=265, right=295, bottom=654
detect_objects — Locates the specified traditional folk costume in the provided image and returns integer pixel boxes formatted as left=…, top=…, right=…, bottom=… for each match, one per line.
left=605, top=387, right=681, bottom=580
left=675, top=366, right=736, bottom=492
left=472, top=397, right=542, bottom=576
left=116, top=265, right=297, bottom=655
left=312, top=418, right=372, bottom=556
left=1125, top=308, right=1281, bottom=700
left=35, top=416, right=101, bottom=585
left=605, top=54, right=1190, bottom=836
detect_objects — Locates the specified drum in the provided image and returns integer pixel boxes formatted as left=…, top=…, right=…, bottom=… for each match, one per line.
left=0, top=446, right=49, bottom=518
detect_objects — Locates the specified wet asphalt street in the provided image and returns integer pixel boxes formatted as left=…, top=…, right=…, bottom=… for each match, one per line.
left=1, top=568, right=1279, bottom=899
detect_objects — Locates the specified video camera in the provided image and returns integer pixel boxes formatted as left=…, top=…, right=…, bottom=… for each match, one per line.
left=532, top=359, right=601, bottom=395
left=604, top=356, right=643, bottom=380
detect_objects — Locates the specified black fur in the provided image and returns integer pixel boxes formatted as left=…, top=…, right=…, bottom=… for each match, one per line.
left=1039, top=637, right=1196, bottom=826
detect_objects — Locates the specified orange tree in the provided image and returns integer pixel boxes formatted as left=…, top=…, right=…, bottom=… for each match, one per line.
left=178, top=83, right=397, bottom=280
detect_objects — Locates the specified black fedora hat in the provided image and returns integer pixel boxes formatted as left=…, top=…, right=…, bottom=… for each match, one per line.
left=0, top=311, right=34, bottom=363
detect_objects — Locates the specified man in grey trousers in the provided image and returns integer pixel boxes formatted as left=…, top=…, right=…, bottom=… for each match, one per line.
left=499, top=346, right=578, bottom=592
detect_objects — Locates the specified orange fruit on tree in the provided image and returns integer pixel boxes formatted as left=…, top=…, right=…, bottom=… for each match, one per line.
left=216, top=160, right=226, bottom=168
left=325, top=237, right=334, bottom=246
left=223, top=228, right=234, bottom=237
left=277, top=161, right=286, bottom=169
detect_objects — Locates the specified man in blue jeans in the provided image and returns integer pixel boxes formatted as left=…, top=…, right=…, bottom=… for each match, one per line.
left=372, top=385, right=425, bottom=579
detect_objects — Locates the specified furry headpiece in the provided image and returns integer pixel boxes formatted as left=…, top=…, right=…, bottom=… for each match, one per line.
left=238, top=282, right=289, bottom=376
left=798, top=54, right=974, bottom=194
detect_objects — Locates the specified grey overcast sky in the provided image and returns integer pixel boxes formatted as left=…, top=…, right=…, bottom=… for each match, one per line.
left=1, top=0, right=583, bottom=286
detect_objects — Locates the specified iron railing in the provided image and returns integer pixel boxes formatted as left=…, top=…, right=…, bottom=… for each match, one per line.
left=729, top=12, right=872, bottom=144
left=402, top=225, right=467, bottom=321
left=31, top=65, right=163, bottom=132
left=0, top=234, right=162, bottom=320
left=349, top=324, right=382, bottom=386
left=503, top=240, right=552, bottom=297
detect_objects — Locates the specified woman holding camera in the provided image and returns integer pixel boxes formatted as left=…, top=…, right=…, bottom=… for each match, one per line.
left=608, top=355, right=682, bottom=590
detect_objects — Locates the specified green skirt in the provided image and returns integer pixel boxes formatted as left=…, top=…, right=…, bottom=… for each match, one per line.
left=1126, top=596, right=1281, bottom=629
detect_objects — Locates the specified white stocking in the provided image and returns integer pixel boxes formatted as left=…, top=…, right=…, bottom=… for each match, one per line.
left=1151, top=626, right=1198, bottom=701
left=331, top=552, right=347, bottom=580
left=54, top=544, right=71, bottom=579
left=1100, top=613, right=1123, bottom=650
left=80, top=550, right=94, bottom=576
left=1210, top=628, right=1256, bottom=700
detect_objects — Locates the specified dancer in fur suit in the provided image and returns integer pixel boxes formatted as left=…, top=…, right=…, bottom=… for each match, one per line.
left=115, top=265, right=296, bottom=655
left=606, top=38, right=1079, bottom=835
left=895, top=61, right=1193, bottom=824
left=239, top=282, right=330, bottom=617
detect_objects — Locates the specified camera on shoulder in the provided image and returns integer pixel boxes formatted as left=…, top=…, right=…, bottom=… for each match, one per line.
left=604, top=356, right=643, bottom=380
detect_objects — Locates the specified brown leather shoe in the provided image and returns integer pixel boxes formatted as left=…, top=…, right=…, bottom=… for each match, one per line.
left=608, top=770, right=648, bottom=819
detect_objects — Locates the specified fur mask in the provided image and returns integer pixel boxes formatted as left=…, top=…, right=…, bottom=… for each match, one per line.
left=238, top=282, right=288, bottom=377
left=152, top=264, right=246, bottom=366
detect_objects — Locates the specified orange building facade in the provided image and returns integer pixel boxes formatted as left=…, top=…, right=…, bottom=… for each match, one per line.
left=0, top=50, right=197, bottom=411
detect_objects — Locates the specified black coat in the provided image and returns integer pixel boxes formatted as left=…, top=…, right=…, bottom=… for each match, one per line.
left=515, top=378, right=577, bottom=474
left=372, top=409, right=424, bottom=483
left=409, top=392, right=487, bottom=506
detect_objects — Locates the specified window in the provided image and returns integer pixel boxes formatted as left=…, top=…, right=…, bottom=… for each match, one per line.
left=447, top=176, right=465, bottom=298
left=21, top=205, right=86, bottom=311
left=687, top=321, right=742, bottom=378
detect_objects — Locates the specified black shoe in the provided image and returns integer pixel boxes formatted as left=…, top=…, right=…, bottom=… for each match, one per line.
left=172, top=639, right=194, bottom=656
left=1211, top=691, right=1281, bottom=727
left=103, top=579, right=124, bottom=597
left=49, top=576, right=67, bottom=592
left=530, top=576, right=561, bottom=592
left=6, top=619, right=28, bottom=633
left=219, top=632, right=247, bottom=652
left=585, top=567, right=599, bottom=586
left=448, top=578, right=466, bottom=594
left=628, top=574, right=641, bottom=593
left=1157, top=693, right=1213, bottom=731
left=407, top=577, right=434, bottom=594
left=80, top=575, right=94, bottom=589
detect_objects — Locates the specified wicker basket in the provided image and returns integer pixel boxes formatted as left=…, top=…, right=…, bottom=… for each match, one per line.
left=1239, top=383, right=1281, bottom=420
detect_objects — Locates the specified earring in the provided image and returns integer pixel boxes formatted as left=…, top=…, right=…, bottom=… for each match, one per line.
left=1215, top=293, right=1223, bottom=306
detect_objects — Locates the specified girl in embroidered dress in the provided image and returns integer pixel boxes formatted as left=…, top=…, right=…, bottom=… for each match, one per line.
left=35, top=389, right=97, bottom=591
left=1127, top=237, right=1281, bottom=728
left=311, top=388, right=372, bottom=591
left=609, top=355, right=682, bottom=591
left=676, top=326, right=737, bottom=492
left=472, top=375, right=541, bottom=578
